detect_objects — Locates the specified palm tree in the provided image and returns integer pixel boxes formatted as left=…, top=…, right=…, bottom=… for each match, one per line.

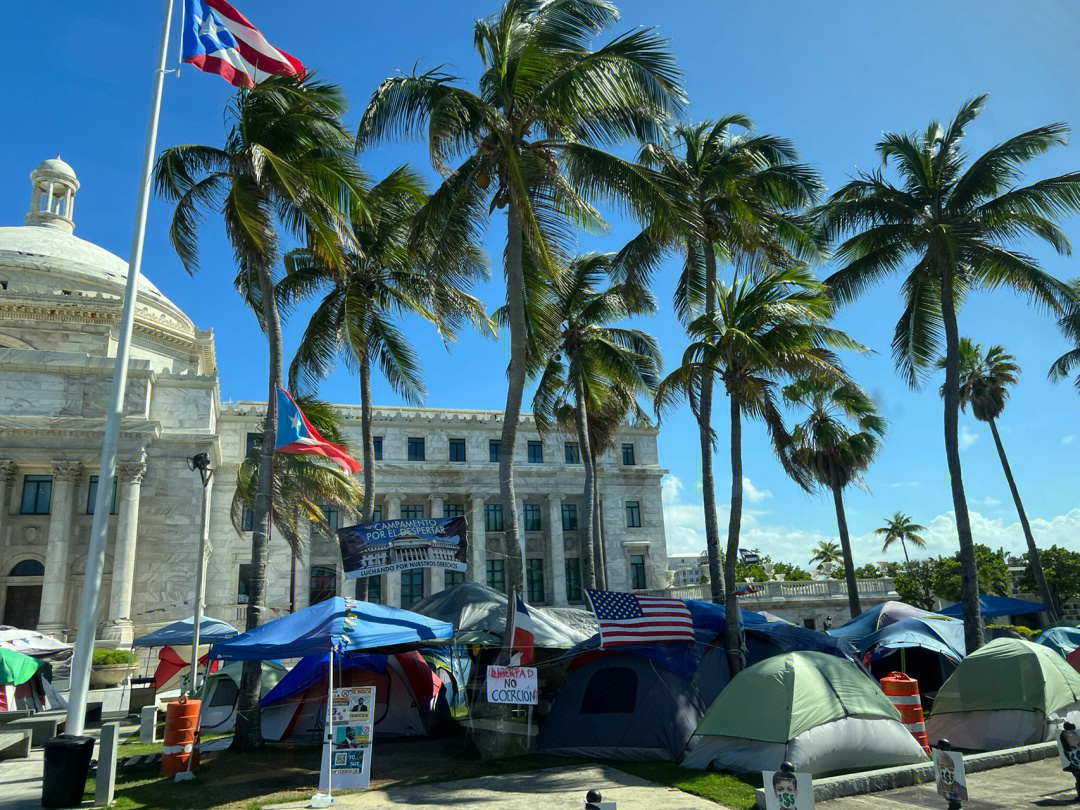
left=808, top=540, right=842, bottom=568
left=357, top=0, right=684, bottom=617
left=818, top=95, right=1080, bottom=651
left=280, top=166, right=491, bottom=596
left=874, top=512, right=927, bottom=562
left=936, top=338, right=1059, bottom=621
left=656, top=267, right=862, bottom=671
left=1050, top=279, right=1080, bottom=390
left=532, top=253, right=662, bottom=588
left=154, top=75, right=363, bottom=749
left=785, top=377, right=885, bottom=617
left=625, top=117, right=823, bottom=605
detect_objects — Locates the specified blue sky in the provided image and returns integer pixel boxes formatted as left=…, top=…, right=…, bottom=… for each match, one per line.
left=4, top=1, right=1079, bottom=567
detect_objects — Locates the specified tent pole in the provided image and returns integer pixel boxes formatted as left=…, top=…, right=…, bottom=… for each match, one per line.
left=327, top=645, right=334, bottom=799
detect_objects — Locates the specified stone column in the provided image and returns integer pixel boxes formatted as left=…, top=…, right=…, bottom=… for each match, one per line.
left=384, top=496, right=401, bottom=607
left=547, top=495, right=566, bottom=605
left=0, top=461, right=16, bottom=546
left=102, top=453, right=147, bottom=644
left=427, top=494, right=444, bottom=596
left=469, top=496, right=486, bottom=583
left=37, top=462, right=82, bottom=635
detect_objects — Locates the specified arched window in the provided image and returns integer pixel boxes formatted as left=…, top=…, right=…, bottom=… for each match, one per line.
left=9, top=559, right=44, bottom=577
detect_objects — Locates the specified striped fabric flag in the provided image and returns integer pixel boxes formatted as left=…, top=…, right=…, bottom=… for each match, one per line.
left=181, top=0, right=305, bottom=89
left=274, top=387, right=361, bottom=474
left=510, top=592, right=535, bottom=666
left=585, top=590, right=695, bottom=647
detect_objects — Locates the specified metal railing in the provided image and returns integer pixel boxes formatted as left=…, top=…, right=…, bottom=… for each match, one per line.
left=651, top=577, right=897, bottom=602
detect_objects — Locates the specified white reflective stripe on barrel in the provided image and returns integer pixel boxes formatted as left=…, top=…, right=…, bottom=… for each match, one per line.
left=903, top=722, right=926, bottom=732
left=162, top=743, right=195, bottom=754
left=890, top=695, right=922, bottom=705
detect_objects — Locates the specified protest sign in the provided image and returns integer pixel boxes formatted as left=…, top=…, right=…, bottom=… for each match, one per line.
left=339, top=517, right=468, bottom=578
left=320, top=685, right=375, bottom=791
left=486, top=665, right=538, bottom=705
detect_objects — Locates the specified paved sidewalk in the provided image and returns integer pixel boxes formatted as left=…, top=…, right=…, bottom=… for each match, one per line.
left=818, top=756, right=1079, bottom=809
left=264, top=765, right=717, bottom=810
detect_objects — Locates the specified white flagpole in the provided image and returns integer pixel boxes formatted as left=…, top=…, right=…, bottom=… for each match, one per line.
left=65, top=0, right=176, bottom=738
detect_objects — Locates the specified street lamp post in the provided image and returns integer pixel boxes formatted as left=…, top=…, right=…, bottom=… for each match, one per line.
left=186, top=452, right=213, bottom=695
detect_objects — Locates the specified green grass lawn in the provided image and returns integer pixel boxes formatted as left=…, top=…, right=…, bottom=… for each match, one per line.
left=615, top=761, right=761, bottom=810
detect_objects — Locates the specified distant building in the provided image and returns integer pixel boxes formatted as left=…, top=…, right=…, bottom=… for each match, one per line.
left=668, top=553, right=708, bottom=588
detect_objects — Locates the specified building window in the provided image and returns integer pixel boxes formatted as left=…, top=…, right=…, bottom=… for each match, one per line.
left=565, top=558, right=582, bottom=602
left=237, top=563, right=254, bottom=604
left=246, top=432, right=262, bottom=457
left=20, top=475, right=52, bottom=515
left=484, top=504, right=504, bottom=532
left=407, top=437, right=425, bottom=461
left=486, top=559, right=505, bottom=593
left=526, top=558, right=545, bottom=603
left=561, top=503, right=578, bottom=531
left=371, top=505, right=383, bottom=523
left=401, top=504, right=424, bottom=520
left=372, top=436, right=383, bottom=461
left=366, top=576, right=382, bottom=604
left=320, top=506, right=340, bottom=531
left=309, top=565, right=337, bottom=605
left=522, top=503, right=541, bottom=532
left=625, top=500, right=642, bottom=528
left=401, top=569, right=424, bottom=607
left=448, top=438, right=466, bottom=462
left=86, top=476, right=118, bottom=515
left=444, top=503, right=465, bottom=519
left=621, top=443, right=636, bottom=466
left=803, top=617, right=816, bottom=630
left=489, top=440, right=501, bottom=463
left=565, top=442, right=580, bottom=464
left=445, top=570, right=465, bottom=589
left=527, top=441, right=544, bottom=463
left=241, top=506, right=255, bottom=531
left=630, top=554, right=646, bottom=590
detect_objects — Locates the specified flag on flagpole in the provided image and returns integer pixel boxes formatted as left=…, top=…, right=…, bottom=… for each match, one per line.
left=181, top=0, right=305, bottom=88
left=585, top=589, right=695, bottom=647
left=274, top=387, right=361, bottom=475
left=509, top=591, right=535, bottom=666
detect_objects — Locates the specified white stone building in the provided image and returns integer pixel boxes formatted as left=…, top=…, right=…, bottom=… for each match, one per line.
left=0, top=159, right=670, bottom=643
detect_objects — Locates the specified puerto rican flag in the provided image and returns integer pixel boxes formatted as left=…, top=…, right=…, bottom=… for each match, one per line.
left=181, top=0, right=305, bottom=89
left=274, top=387, right=361, bottom=475
left=510, top=592, right=535, bottom=666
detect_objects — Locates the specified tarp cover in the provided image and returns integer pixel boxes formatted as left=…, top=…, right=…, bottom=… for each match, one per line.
left=210, top=598, right=453, bottom=660
left=0, top=648, right=46, bottom=686
left=858, top=615, right=966, bottom=663
left=411, top=582, right=594, bottom=648
left=939, top=594, right=1048, bottom=618
left=0, top=626, right=73, bottom=660
left=932, top=637, right=1080, bottom=714
left=1035, top=626, right=1080, bottom=658
left=693, top=651, right=901, bottom=744
left=828, top=601, right=948, bottom=649
left=133, top=616, right=239, bottom=648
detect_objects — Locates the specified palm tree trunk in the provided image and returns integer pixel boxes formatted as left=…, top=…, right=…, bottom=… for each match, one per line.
left=499, top=203, right=526, bottom=657
left=355, top=354, right=375, bottom=602
left=988, top=418, right=1058, bottom=621
left=593, top=461, right=606, bottom=589
left=572, top=365, right=597, bottom=589
left=940, top=268, right=985, bottom=652
left=233, top=264, right=282, bottom=751
left=700, top=240, right=725, bottom=604
left=831, top=479, right=861, bottom=618
left=901, top=539, right=910, bottom=564
left=724, top=392, right=743, bottom=674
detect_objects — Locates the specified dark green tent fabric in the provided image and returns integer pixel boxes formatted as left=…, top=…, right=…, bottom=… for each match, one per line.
left=0, top=648, right=46, bottom=687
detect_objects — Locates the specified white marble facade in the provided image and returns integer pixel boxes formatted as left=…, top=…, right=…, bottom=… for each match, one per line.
left=0, top=159, right=670, bottom=643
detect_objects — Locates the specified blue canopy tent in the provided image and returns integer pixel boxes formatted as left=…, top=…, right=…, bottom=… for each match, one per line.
left=827, top=601, right=944, bottom=649
left=132, top=616, right=239, bottom=648
left=1035, top=626, right=1080, bottom=658
left=939, top=594, right=1048, bottom=619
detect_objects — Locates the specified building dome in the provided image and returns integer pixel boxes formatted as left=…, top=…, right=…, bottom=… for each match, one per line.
left=33, top=156, right=78, bottom=184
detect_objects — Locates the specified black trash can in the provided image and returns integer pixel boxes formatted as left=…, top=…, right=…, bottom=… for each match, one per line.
left=41, top=734, right=95, bottom=809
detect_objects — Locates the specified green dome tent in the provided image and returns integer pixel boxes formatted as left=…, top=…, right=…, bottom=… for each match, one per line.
left=927, top=638, right=1080, bottom=750
left=682, top=651, right=927, bottom=775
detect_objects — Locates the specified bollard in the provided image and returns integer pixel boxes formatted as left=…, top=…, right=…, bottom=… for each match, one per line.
left=139, top=705, right=159, bottom=743
left=584, top=788, right=616, bottom=810
left=935, top=740, right=963, bottom=810
left=1059, top=721, right=1080, bottom=800
left=94, top=722, right=119, bottom=808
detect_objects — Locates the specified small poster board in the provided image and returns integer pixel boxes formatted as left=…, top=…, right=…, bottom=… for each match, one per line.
left=1059, top=726, right=1080, bottom=770
left=932, top=747, right=968, bottom=803
left=762, top=770, right=813, bottom=810
left=486, top=665, right=538, bottom=705
left=320, top=685, right=375, bottom=791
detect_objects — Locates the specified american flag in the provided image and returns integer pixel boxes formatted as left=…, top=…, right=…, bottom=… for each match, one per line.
left=585, top=590, right=695, bottom=647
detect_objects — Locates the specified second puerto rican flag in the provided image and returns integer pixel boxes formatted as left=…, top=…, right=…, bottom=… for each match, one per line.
left=510, top=592, right=535, bottom=666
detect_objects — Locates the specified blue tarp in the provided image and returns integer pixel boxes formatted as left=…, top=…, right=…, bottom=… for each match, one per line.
left=939, top=594, right=1048, bottom=619
left=209, top=598, right=454, bottom=661
left=827, top=601, right=944, bottom=649
left=1035, top=626, right=1080, bottom=658
left=132, top=616, right=239, bottom=648
left=860, top=616, right=966, bottom=663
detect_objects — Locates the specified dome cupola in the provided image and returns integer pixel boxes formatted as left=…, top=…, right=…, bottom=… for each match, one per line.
left=25, top=157, right=79, bottom=234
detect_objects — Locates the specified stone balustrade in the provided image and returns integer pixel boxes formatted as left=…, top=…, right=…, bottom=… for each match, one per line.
left=652, top=577, right=898, bottom=602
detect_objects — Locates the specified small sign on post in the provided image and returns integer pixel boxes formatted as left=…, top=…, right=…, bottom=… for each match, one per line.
left=932, top=741, right=967, bottom=808
left=486, top=665, right=538, bottom=705
left=320, top=685, right=375, bottom=792
left=762, top=762, right=813, bottom=810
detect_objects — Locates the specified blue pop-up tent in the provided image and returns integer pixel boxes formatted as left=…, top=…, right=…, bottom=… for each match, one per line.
left=132, top=616, right=239, bottom=648
left=939, top=594, right=1048, bottom=619
left=860, top=616, right=965, bottom=664
left=1036, top=626, right=1080, bottom=658
left=209, top=598, right=454, bottom=661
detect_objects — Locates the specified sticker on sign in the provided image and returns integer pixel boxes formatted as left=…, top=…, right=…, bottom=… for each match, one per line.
left=486, top=665, right=538, bottom=705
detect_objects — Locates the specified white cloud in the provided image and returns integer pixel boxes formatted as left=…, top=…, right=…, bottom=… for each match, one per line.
left=983, top=496, right=1001, bottom=508
left=888, top=481, right=921, bottom=489
left=960, top=426, right=979, bottom=450
left=1064, top=434, right=1076, bottom=446
left=743, top=477, right=772, bottom=504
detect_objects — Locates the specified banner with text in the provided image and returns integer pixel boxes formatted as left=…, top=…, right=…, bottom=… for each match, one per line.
left=339, top=516, right=468, bottom=578
left=486, top=665, right=538, bottom=705
left=320, top=685, right=375, bottom=791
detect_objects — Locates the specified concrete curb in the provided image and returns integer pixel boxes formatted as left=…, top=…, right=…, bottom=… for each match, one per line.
left=753, top=742, right=1059, bottom=808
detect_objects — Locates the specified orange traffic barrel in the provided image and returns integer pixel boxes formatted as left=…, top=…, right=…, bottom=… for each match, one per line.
left=161, top=696, right=201, bottom=776
left=880, top=671, right=930, bottom=753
